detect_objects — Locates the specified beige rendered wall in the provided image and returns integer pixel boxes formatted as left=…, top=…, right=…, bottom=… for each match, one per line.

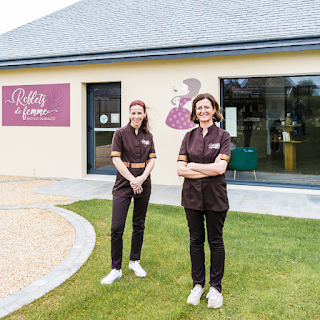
left=0, top=50, right=319, bottom=184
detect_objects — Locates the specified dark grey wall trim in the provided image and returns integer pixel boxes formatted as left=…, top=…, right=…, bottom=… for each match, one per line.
left=0, top=41, right=320, bottom=71
left=227, top=180, right=320, bottom=190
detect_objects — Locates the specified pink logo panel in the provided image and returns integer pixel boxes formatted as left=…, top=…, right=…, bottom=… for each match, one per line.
left=2, top=83, right=70, bottom=126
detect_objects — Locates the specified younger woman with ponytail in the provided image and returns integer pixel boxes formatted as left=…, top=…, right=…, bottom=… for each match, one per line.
left=101, top=100, right=156, bottom=285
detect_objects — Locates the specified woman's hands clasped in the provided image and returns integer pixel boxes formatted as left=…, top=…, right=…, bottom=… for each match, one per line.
left=130, top=175, right=145, bottom=195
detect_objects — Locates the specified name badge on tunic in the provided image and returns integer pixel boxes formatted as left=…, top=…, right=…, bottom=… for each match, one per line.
left=208, top=143, right=220, bottom=149
left=141, top=139, right=150, bottom=145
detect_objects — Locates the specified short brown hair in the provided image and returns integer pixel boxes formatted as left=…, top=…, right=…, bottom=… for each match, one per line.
left=190, top=93, right=223, bottom=124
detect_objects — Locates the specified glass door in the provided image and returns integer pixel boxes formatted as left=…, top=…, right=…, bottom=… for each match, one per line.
left=87, top=83, right=121, bottom=174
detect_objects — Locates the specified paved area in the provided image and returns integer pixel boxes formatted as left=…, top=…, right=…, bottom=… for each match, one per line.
left=1, top=175, right=319, bottom=318
left=35, top=175, right=320, bottom=220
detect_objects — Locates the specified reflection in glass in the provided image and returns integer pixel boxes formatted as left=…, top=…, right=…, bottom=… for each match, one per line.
left=222, top=76, right=320, bottom=186
left=94, top=86, right=120, bottom=172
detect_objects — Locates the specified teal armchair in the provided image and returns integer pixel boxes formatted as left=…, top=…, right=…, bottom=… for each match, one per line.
left=228, top=147, right=258, bottom=181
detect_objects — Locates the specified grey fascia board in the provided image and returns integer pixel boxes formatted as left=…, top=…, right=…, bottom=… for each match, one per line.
left=0, top=38, right=320, bottom=71
left=2, top=32, right=320, bottom=62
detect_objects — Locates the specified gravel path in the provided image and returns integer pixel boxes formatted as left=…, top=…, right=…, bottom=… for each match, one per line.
left=0, top=176, right=31, bottom=181
left=0, top=178, right=78, bottom=300
left=0, top=180, right=77, bottom=206
left=0, top=208, right=75, bottom=299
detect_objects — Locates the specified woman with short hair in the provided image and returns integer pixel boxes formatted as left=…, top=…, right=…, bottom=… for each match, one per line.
left=177, top=93, right=230, bottom=308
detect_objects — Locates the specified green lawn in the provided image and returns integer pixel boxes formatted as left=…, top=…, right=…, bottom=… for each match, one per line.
left=7, top=200, right=320, bottom=319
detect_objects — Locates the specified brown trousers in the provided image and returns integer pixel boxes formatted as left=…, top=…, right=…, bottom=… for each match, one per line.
left=185, top=208, right=227, bottom=293
left=111, top=195, right=150, bottom=270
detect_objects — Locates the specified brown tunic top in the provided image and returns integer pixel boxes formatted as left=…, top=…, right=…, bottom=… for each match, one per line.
left=111, top=124, right=156, bottom=198
left=178, top=124, right=231, bottom=211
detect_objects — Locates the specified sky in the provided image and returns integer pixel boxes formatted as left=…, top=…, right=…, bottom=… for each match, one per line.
left=0, top=0, right=80, bottom=35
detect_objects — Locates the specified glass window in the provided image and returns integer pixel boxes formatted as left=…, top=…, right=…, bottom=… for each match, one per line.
left=222, top=76, right=320, bottom=186
left=94, top=86, right=121, bottom=172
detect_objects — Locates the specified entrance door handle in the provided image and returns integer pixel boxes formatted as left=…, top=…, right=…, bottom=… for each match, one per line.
left=88, top=125, right=93, bottom=132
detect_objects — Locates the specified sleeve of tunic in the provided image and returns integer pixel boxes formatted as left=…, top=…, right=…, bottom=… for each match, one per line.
left=111, top=129, right=122, bottom=158
left=220, top=130, right=231, bottom=162
left=148, top=133, right=157, bottom=159
left=177, top=132, right=189, bottom=162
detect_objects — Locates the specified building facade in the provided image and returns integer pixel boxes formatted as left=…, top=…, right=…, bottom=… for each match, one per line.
left=1, top=0, right=320, bottom=187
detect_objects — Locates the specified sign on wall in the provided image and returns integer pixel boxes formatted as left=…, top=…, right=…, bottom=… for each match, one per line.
left=2, top=83, right=70, bottom=126
left=225, top=107, right=237, bottom=137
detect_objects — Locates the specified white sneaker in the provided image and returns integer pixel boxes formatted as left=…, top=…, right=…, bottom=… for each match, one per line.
left=101, top=269, right=122, bottom=285
left=206, top=287, right=223, bottom=308
left=187, top=284, right=204, bottom=305
left=128, top=261, right=147, bottom=277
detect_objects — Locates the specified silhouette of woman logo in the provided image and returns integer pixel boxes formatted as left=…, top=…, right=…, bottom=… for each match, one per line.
left=166, top=78, right=201, bottom=139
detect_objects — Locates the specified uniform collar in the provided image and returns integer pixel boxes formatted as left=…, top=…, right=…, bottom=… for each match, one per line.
left=198, top=123, right=218, bottom=134
left=127, top=123, right=141, bottom=134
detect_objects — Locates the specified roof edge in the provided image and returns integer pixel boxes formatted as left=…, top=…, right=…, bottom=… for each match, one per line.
left=1, top=36, right=320, bottom=70
left=1, top=33, right=320, bottom=63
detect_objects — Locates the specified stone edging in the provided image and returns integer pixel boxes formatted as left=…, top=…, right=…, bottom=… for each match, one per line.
left=0, top=205, right=96, bottom=319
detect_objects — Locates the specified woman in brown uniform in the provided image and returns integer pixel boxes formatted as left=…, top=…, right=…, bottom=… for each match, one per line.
left=101, top=100, right=156, bottom=285
left=177, top=93, right=230, bottom=308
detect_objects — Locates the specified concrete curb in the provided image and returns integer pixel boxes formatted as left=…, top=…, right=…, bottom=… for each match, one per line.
left=0, top=205, right=96, bottom=318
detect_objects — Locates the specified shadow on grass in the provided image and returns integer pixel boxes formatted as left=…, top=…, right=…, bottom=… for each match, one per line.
left=6, top=200, right=320, bottom=320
